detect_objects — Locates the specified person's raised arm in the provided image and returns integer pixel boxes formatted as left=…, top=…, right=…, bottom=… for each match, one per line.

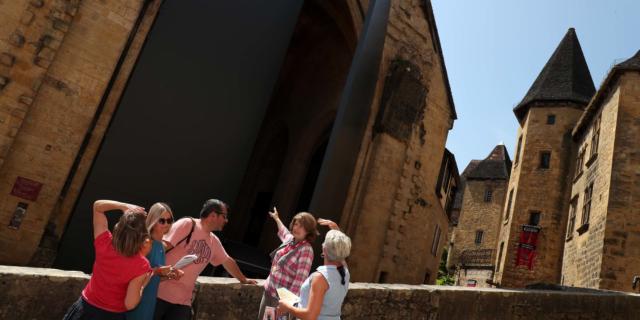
left=317, top=218, right=339, bottom=231
left=317, top=219, right=348, bottom=268
left=221, top=257, right=257, bottom=285
left=278, top=273, right=328, bottom=320
left=92, top=200, right=145, bottom=239
left=269, top=207, right=292, bottom=243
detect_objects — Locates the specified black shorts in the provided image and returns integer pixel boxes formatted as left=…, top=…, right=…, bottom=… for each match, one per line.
left=153, top=298, right=192, bottom=320
left=63, top=297, right=125, bottom=320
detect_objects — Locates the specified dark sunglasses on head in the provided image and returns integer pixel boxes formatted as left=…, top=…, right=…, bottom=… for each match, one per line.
left=158, top=217, right=174, bottom=225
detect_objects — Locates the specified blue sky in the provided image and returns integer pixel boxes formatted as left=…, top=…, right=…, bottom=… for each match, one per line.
left=432, top=0, right=640, bottom=171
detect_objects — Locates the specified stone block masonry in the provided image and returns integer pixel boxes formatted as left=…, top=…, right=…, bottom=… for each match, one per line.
left=0, top=0, right=148, bottom=266
left=1, top=266, right=639, bottom=320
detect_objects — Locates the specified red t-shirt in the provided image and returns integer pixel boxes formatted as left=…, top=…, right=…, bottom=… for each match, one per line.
left=82, top=231, right=151, bottom=313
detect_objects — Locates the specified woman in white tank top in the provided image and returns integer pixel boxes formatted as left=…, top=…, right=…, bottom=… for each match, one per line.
left=276, top=219, right=351, bottom=320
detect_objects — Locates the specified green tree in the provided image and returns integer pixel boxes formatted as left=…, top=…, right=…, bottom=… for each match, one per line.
left=436, top=248, right=455, bottom=285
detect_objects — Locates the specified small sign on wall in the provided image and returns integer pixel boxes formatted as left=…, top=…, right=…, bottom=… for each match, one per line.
left=516, top=225, right=541, bottom=270
left=10, top=176, right=43, bottom=201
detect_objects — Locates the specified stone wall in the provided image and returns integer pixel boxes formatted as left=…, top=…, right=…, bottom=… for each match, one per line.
left=0, top=0, right=458, bottom=289
left=450, top=179, right=506, bottom=267
left=0, top=0, right=149, bottom=265
left=2, top=266, right=639, bottom=320
left=342, top=0, right=455, bottom=285
left=562, top=85, right=619, bottom=289
left=560, top=71, right=640, bottom=293
left=496, top=105, right=582, bottom=287
left=601, top=71, right=640, bottom=291
left=455, top=268, right=494, bottom=288
left=493, top=125, right=524, bottom=284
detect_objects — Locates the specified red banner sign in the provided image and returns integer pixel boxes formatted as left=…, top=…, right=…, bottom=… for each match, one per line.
left=516, top=225, right=541, bottom=270
left=10, top=176, right=43, bottom=201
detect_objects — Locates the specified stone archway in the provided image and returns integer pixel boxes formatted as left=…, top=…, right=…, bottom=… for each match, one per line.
left=53, top=0, right=306, bottom=272
left=227, top=0, right=357, bottom=254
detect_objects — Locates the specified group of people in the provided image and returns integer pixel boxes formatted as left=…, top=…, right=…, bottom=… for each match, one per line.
left=62, top=198, right=352, bottom=320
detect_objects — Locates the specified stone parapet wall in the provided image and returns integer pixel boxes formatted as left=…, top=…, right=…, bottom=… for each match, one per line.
left=2, top=266, right=639, bottom=320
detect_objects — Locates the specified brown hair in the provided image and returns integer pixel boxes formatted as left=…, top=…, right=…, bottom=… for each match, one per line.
left=112, top=211, right=149, bottom=257
left=290, top=212, right=320, bottom=243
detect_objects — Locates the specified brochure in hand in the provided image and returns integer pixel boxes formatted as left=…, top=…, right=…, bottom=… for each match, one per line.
left=174, top=254, right=198, bottom=269
left=276, top=287, right=300, bottom=304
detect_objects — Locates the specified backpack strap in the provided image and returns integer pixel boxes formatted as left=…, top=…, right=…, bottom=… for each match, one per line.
left=269, top=240, right=290, bottom=260
left=276, top=241, right=307, bottom=270
left=166, top=217, right=195, bottom=253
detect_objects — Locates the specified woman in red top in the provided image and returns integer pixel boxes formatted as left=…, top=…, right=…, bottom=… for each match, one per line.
left=63, top=200, right=153, bottom=320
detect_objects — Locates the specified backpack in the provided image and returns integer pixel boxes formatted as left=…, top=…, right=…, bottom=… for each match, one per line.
left=165, top=217, right=196, bottom=253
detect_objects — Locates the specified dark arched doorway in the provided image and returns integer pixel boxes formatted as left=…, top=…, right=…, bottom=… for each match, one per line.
left=54, top=0, right=305, bottom=272
left=53, top=0, right=379, bottom=277
left=242, top=128, right=289, bottom=246
left=226, top=0, right=356, bottom=254
left=296, top=137, right=330, bottom=213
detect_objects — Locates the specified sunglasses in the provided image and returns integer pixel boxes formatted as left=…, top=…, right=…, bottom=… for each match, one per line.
left=158, top=217, right=174, bottom=225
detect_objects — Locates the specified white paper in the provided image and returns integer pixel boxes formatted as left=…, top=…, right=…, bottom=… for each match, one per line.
left=276, top=287, right=300, bottom=304
left=174, top=254, right=198, bottom=269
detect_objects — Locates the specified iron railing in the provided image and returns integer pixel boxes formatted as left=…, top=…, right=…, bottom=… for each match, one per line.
left=460, top=249, right=494, bottom=266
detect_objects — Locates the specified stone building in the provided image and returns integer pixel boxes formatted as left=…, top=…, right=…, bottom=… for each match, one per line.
left=493, top=28, right=596, bottom=288
left=448, top=145, right=511, bottom=288
left=561, top=50, right=640, bottom=292
left=0, top=0, right=457, bottom=285
left=435, top=148, right=459, bottom=224
left=443, top=28, right=640, bottom=293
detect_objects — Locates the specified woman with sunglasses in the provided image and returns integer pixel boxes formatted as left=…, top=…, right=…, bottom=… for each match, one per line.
left=127, top=203, right=183, bottom=320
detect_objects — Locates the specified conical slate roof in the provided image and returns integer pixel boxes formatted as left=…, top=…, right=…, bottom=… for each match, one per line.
left=465, top=144, right=512, bottom=180
left=514, top=28, right=596, bottom=122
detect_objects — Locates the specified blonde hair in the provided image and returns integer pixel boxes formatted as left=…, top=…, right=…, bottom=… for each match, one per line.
left=323, top=230, right=351, bottom=262
left=290, top=212, right=320, bottom=242
left=112, top=211, right=149, bottom=257
left=146, top=202, right=173, bottom=233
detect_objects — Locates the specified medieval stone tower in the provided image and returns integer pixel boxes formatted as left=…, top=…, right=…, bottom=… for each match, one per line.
left=494, top=28, right=596, bottom=287
left=449, top=144, right=511, bottom=287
